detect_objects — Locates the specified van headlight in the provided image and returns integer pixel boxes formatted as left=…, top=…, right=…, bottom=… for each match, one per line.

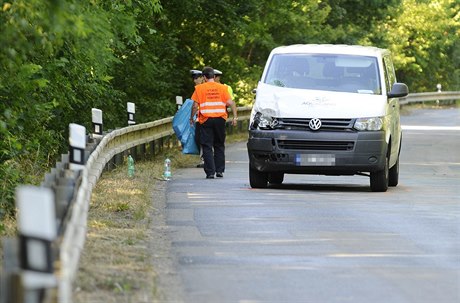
left=251, top=112, right=277, bottom=130
left=354, top=117, right=384, bottom=131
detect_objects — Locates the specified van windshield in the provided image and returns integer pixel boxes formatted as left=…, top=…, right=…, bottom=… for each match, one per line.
left=264, top=54, right=381, bottom=94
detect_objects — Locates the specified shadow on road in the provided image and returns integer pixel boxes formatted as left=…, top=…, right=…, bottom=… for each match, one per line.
left=265, top=182, right=372, bottom=192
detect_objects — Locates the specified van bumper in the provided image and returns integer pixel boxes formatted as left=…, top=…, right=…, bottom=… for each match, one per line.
left=247, top=130, right=388, bottom=175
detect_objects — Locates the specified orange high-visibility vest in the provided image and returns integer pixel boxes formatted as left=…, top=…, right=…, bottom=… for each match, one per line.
left=191, top=82, right=231, bottom=124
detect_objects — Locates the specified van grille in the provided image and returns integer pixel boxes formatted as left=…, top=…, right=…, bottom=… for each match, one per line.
left=277, top=139, right=354, bottom=151
left=274, top=118, right=354, bottom=131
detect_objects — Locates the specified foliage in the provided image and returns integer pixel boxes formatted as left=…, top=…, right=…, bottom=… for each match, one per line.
left=372, top=0, right=460, bottom=91
left=0, top=0, right=161, bottom=218
left=0, top=0, right=458, bottom=222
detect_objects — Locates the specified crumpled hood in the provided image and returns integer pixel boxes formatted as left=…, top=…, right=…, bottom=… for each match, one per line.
left=253, top=82, right=387, bottom=119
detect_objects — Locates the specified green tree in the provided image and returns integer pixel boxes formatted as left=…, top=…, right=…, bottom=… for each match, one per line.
left=325, top=0, right=402, bottom=44
left=155, top=0, right=337, bottom=105
left=0, top=0, right=163, bottom=218
left=1, top=0, right=64, bottom=217
left=373, top=0, right=460, bottom=91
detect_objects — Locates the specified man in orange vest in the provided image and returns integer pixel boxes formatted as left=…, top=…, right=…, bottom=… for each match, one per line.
left=190, top=69, right=205, bottom=168
left=190, top=67, right=238, bottom=179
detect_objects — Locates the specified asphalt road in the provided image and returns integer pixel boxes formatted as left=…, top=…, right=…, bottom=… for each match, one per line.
left=163, top=106, right=460, bottom=303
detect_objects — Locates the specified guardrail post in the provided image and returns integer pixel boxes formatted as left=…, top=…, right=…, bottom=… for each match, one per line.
left=105, top=159, right=114, bottom=171
left=54, top=183, right=75, bottom=226
left=139, top=143, right=146, bottom=160
left=159, top=137, right=164, bottom=152
left=166, top=135, right=172, bottom=149
left=115, top=153, right=123, bottom=166
left=436, top=84, right=442, bottom=105
left=1, top=238, right=22, bottom=303
left=226, top=121, right=234, bottom=135
left=69, top=124, right=87, bottom=171
left=86, top=136, right=98, bottom=156
left=237, top=120, right=244, bottom=132
left=149, top=140, right=156, bottom=158
left=127, top=102, right=135, bottom=125
left=91, top=108, right=103, bottom=138
left=128, top=147, right=136, bottom=161
left=176, top=96, right=183, bottom=110
left=16, top=186, right=58, bottom=302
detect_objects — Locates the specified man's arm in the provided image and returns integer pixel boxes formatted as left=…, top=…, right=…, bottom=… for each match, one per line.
left=226, top=99, right=238, bottom=126
left=190, top=101, right=199, bottom=126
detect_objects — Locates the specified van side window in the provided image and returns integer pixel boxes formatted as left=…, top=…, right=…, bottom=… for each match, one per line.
left=383, top=56, right=396, bottom=93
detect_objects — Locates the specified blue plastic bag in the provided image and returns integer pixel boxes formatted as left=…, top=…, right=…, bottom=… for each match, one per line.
left=181, top=127, right=199, bottom=154
left=172, top=99, right=199, bottom=155
left=172, top=99, right=193, bottom=141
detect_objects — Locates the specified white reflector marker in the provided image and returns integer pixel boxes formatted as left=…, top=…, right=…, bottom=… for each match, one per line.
left=176, top=96, right=183, bottom=109
left=16, top=186, right=57, bottom=288
left=17, top=186, right=56, bottom=242
left=69, top=123, right=86, bottom=170
left=127, top=102, right=135, bottom=125
left=92, top=108, right=103, bottom=136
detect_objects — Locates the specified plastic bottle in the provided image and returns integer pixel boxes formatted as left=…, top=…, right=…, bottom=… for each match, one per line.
left=164, top=158, right=172, bottom=180
left=128, top=155, right=135, bottom=178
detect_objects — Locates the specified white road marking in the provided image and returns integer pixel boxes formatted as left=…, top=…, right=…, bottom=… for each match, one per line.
left=402, top=125, right=460, bottom=131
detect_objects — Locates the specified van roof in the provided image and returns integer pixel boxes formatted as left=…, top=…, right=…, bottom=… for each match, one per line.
left=270, top=44, right=389, bottom=57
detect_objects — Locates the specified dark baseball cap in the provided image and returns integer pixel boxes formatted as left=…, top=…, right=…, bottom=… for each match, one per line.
left=202, top=66, right=215, bottom=78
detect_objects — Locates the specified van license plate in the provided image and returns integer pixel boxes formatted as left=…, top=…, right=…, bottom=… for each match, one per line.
left=295, top=154, right=335, bottom=166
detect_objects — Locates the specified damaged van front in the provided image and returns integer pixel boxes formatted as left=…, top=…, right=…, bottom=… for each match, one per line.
left=247, top=44, right=409, bottom=191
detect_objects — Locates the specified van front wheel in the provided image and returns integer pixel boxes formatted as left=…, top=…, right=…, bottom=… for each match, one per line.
left=249, top=165, right=268, bottom=188
left=388, top=157, right=399, bottom=187
left=370, top=157, right=389, bottom=192
left=268, top=173, right=284, bottom=185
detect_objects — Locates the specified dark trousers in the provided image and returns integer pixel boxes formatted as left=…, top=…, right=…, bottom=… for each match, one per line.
left=200, top=117, right=226, bottom=176
left=194, top=122, right=201, bottom=154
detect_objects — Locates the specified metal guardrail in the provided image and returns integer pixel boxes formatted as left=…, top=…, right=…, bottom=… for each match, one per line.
left=58, top=117, right=177, bottom=302
left=400, top=91, right=460, bottom=105
left=0, top=91, right=458, bottom=303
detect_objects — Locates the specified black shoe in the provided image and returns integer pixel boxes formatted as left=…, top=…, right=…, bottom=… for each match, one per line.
left=216, top=172, right=223, bottom=178
left=206, top=175, right=215, bottom=179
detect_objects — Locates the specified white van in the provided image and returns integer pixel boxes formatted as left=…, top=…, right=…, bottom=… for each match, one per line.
left=247, top=44, right=409, bottom=191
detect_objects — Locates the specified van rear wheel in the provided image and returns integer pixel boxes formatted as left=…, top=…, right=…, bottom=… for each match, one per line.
left=249, top=165, right=268, bottom=188
left=370, top=156, right=389, bottom=192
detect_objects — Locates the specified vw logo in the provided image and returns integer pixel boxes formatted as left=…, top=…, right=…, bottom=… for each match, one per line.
left=309, top=118, right=322, bottom=130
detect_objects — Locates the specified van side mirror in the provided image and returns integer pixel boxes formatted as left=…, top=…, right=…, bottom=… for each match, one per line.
left=388, top=83, right=409, bottom=98
left=252, top=88, right=257, bottom=94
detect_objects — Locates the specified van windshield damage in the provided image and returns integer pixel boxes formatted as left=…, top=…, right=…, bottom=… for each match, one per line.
left=264, top=54, right=381, bottom=94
